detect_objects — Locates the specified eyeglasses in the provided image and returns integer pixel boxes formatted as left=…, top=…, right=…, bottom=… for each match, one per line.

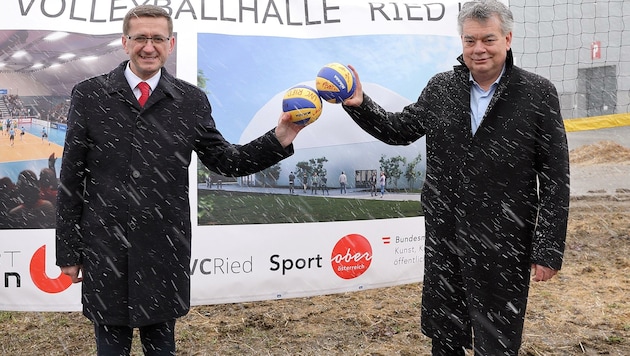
left=126, top=35, right=170, bottom=45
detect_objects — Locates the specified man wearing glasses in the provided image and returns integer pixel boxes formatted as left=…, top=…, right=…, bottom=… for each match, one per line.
left=56, top=5, right=304, bottom=355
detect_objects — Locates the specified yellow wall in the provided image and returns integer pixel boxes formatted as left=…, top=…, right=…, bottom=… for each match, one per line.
left=564, top=113, right=630, bottom=132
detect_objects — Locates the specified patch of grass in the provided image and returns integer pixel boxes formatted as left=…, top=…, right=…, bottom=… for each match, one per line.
left=198, top=190, right=422, bottom=225
left=0, top=311, right=13, bottom=323
left=607, top=335, right=624, bottom=344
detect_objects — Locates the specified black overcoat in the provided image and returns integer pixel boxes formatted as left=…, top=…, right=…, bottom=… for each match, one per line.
left=56, top=61, right=292, bottom=327
left=344, top=51, right=569, bottom=347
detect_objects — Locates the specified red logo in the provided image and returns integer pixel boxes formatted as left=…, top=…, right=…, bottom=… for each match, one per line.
left=591, top=41, right=601, bottom=60
left=29, top=245, right=72, bottom=294
left=331, top=234, right=372, bottom=279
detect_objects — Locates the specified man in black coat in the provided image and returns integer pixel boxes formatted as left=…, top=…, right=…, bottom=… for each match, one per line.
left=342, top=0, right=569, bottom=354
left=55, top=5, right=303, bottom=355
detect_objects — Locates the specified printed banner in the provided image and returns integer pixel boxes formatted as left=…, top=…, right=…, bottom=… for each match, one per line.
left=0, top=0, right=471, bottom=311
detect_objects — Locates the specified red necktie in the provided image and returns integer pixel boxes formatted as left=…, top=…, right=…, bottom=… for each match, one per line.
left=137, top=82, right=150, bottom=107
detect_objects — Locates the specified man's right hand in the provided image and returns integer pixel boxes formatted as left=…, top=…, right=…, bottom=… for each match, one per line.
left=61, top=265, right=83, bottom=283
left=343, top=64, right=364, bottom=107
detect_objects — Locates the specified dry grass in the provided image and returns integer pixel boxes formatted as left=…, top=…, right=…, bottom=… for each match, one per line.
left=570, top=140, right=630, bottom=165
left=2, top=195, right=628, bottom=355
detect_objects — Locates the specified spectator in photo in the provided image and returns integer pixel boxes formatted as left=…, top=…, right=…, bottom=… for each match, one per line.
left=9, top=170, right=55, bottom=229
left=0, top=177, right=19, bottom=229
left=48, top=152, right=57, bottom=177
left=39, top=168, right=58, bottom=207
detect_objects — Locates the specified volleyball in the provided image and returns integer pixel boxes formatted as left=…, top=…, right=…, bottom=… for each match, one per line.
left=282, top=85, right=323, bottom=126
left=315, top=63, right=356, bottom=103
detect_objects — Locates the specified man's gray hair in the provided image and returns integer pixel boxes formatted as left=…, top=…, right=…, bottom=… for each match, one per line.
left=457, top=0, right=514, bottom=36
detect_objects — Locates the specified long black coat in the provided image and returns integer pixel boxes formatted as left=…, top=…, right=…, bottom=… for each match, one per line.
left=56, top=61, right=292, bottom=327
left=344, top=51, right=569, bottom=349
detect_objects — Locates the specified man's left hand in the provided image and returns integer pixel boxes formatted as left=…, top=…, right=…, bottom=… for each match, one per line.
left=531, top=264, right=558, bottom=282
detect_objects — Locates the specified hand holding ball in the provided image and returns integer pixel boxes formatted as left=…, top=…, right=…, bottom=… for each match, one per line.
left=282, top=85, right=323, bottom=126
left=316, top=63, right=356, bottom=103
left=282, top=63, right=356, bottom=126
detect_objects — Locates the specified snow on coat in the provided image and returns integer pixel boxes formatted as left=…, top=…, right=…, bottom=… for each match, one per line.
left=56, top=61, right=292, bottom=327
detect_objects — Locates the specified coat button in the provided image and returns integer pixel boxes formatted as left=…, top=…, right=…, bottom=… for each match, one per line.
left=462, top=176, right=470, bottom=184
left=136, top=120, right=144, bottom=129
left=132, top=170, right=141, bottom=178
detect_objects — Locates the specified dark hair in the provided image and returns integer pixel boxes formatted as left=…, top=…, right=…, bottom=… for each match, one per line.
left=458, top=0, right=513, bottom=36
left=0, top=177, right=15, bottom=191
left=39, top=168, right=57, bottom=189
left=16, top=170, right=40, bottom=206
left=123, top=5, right=173, bottom=36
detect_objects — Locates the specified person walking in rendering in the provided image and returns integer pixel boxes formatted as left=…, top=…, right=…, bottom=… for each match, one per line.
left=341, top=1, right=570, bottom=354
left=339, top=171, right=347, bottom=194
left=311, top=172, right=319, bottom=194
left=379, top=172, right=386, bottom=197
left=288, top=171, right=295, bottom=194
left=301, top=173, right=308, bottom=193
left=320, top=174, right=329, bottom=195
left=369, top=172, right=377, bottom=197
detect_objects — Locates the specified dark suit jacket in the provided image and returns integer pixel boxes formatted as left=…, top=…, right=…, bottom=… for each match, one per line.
left=56, top=61, right=292, bottom=327
left=344, top=50, right=569, bottom=344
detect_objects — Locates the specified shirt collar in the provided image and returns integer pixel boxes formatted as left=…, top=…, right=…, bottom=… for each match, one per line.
left=124, top=63, right=161, bottom=92
left=469, top=64, right=506, bottom=89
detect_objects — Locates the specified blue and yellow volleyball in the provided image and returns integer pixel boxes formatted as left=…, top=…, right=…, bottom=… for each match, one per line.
left=315, top=63, right=356, bottom=103
left=282, top=85, right=323, bottom=125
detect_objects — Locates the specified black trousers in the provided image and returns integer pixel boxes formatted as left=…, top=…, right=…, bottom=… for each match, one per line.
left=94, top=320, right=176, bottom=356
left=431, top=338, right=466, bottom=356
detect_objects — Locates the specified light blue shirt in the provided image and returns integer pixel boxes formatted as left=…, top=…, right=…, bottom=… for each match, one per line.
left=469, top=66, right=504, bottom=135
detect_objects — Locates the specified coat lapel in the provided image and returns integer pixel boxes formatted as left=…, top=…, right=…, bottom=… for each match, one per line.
left=103, top=61, right=178, bottom=110
left=142, top=69, right=178, bottom=109
left=101, top=61, right=139, bottom=108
